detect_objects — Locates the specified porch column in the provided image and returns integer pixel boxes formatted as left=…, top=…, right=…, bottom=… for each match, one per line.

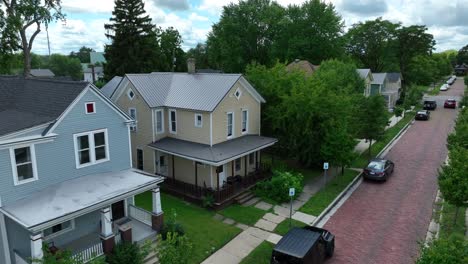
left=100, top=207, right=115, bottom=255
left=151, top=187, right=164, bottom=231
left=255, top=151, right=259, bottom=170
left=195, top=162, right=198, bottom=187
left=231, top=160, right=234, bottom=176
left=30, top=233, right=43, bottom=261
left=244, top=156, right=247, bottom=176
left=172, top=155, right=175, bottom=180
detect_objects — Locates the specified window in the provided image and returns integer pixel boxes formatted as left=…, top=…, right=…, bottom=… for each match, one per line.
left=234, top=88, right=242, bottom=100
left=129, top=108, right=137, bottom=132
left=249, top=153, right=255, bottom=165
left=127, top=89, right=135, bottom=100
left=74, top=129, right=109, bottom=168
left=227, top=112, right=234, bottom=138
left=169, top=109, right=177, bottom=133
left=137, top=149, right=144, bottom=170
left=195, top=113, right=203, bottom=128
left=10, top=145, right=38, bottom=185
left=235, top=158, right=241, bottom=171
left=242, top=110, right=248, bottom=133
left=85, top=102, right=95, bottom=114
left=43, top=220, right=74, bottom=239
left=155, top=109, right=164, bottom=133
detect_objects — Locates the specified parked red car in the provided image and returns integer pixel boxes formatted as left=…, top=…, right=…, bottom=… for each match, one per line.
left=444, top=99, right=457, bottom=109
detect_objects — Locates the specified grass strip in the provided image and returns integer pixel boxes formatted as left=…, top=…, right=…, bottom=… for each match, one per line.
left=218, top=204, right=266, bottom=226
left=239, top=241, right=275, bottom=264
left=273, top=218, right=307, bottom=236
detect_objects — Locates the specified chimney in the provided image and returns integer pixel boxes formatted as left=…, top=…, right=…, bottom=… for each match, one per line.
left=187, top=58, right=196, bottom=74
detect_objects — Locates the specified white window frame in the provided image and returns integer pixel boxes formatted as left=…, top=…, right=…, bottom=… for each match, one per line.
left=73, top=129, right=110, bottom=169
left=9, top=144, right=39, bottom=186
left=85, top=102, right=96, bottom=114
left=234, top=88, right=242, bottom=100
left=194, top=113, right=203, bottom=128
left=129, top=108, right=137, bottom=132
left=155, top=109, right=164, bottom=134
left=227, top=112, right=234, bottom=139
left=43, top=220, right=75, bottom=240
left=127, top=89, right=135, bottom=100
left=241, top=109, right=248, bottom=134
left=169, top=109, right=177, bottom=134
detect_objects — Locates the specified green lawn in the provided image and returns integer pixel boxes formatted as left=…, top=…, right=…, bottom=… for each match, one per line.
left=135, top=192, right=241, bottom=264
left=239, top=241, right=275, bottom=264
left=352, top=112, right=415, bottom=168
left=274, top=218, right=306, bottom=236
left=218, top=204, right=266, bottom=226
left=438, top=202, right=467, bottom=239
left=299, top=169, right=360, bottom=216
left=262, top=153, right=322, bottom=183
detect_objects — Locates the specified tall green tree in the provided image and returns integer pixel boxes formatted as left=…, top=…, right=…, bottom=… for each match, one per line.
left=104, top=0, right=159, bottom=80
left=456, top=44, right=468, bottom=64
left=186, top=43, right=210, bottom=70
left=207, top=0, right=285, bottom=72
left=0, top=0, right=65, bottom=77
left=271, top=0, right=344, bottom=64
left=69, top=46, right=95, bottom=64
left=158, top=27, right=185, bottom=72
left=47, top=54, right=82, bottom=80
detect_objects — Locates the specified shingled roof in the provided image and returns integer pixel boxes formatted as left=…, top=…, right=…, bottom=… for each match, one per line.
left=0, top=77, right=88, bottom=137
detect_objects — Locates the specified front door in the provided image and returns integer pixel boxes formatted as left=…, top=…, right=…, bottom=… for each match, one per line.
left=217, top=164, right=226, bottom=189
left=111, top=200, right=125, bottom=221
left=156, top=151, right=168, bottom=176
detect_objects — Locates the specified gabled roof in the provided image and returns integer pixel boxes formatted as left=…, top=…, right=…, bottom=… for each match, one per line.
left=83, top=66, right=104, bottom=74
left=386, top=72, right=402, bottom=82
left=101, top=76, right=122, bottom=98
left=0, top=77, right=88, bottom=136
left=30, top=69, right=55, bottom=77
left=119, top=72, right=265, bottom=112
left=286, top=60, right=319, bottom=76
left=372, top=73, right=387, bottom=85
left=357, top=69, right=372, bottom=80
left=90, top=52, right=106, bottom=64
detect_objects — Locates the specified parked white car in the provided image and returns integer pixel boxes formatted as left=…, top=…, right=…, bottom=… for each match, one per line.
left=440, top=84, right=449, bottom=91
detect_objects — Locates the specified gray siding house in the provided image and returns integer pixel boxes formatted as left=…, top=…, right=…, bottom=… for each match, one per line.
left=0, top=78, right=164, bottom=263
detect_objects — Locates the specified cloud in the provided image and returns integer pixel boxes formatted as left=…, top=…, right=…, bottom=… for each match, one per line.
left=61, top=0, right=114, bottom=13
left=152, top=0, right=190, bottom=11
left=340, top=0, right=388, bottom=15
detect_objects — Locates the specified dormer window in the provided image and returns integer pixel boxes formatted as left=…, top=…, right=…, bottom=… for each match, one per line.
left=85, top=102, right=95, bottom=114
left=234, top=88, right=242, bottom=100
left=127, top=89, right=135, bottom=100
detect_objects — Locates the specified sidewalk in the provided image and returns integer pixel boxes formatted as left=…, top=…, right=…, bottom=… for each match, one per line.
left=354, top=113, right=402, bottom=154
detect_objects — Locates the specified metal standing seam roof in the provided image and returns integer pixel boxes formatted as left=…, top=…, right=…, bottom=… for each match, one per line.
left=357, top=69, right=371, bottom=79
left=101, top=76, right=123, bottom=98
left=386, top=72, right=402, bottom=82
left=30, top=69, right=55, bottom=77
left=372, top=73, right=387, bottom=85
left=125, top=72, right=260, bottom=112
left=274, top=227, right=321, bottom=258
left=0, top=169, right=163, bottom=230
left=148, top=135, right=277, bottom=165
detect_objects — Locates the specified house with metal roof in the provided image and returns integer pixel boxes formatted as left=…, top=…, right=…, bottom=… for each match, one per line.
left=29, top=69, right=55, bottom=78
left=356, top=68, right=373, bottom=96
left=0, top=77, right=164, bottom=263
left=108, top=59, right=277, bottom=207
left=370, top=72, right=401, bottom=110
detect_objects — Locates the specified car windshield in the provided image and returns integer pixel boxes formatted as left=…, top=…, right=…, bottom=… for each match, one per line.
left=367, top=161, right=384, bottom=170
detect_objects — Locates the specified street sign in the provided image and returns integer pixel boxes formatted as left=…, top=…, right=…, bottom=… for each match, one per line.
left=323, top=162, right=329, bottom=170
left=289, top=188, right=295, bottom=197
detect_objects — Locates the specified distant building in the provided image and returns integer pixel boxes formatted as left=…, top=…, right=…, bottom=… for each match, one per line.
left=30, top=69, right=55, bottom=78
left=83, top=66, right=104, bottom=83
left=286, top=59, right=319, bottom=76
left=454, top=64, right=468, bottom=75
left=90, top=52, right=106, bottom=65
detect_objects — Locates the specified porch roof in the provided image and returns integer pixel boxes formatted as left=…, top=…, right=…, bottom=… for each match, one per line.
left=148, top=135, right=277, bottom=166
left=0, top=169, right=163, bottom=232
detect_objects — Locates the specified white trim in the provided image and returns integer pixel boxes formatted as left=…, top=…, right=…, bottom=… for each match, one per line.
left=111, top=77, right=130, bottom=101
left=234, top=88, right=242, bottom=100
left=127, top=89, right=135, bottom=100
left=151, top=109, right=155, bottom=142
left=169, top=109, right=177, bottom=134
left=85, top=102, right=96, bottom=114
left=209, top=165, right=213, bottom=188
left=42, top=219, right=75, bottom=240
left=238, top=76, right=266, bottom=103
left=209, top=113, right=213, bottom=146
left=194, top=113, right=203, bottom=128
left=128, top=108, right=137, bottom=132
left=0, top=212, right=12, bottom=264
left=241, top=109, right=248, bottom=134
left=227, top=112, right=234, bottom=139
left=0, top=134, right=56, bottom=149
left=155, top=109, right=165, bottom=134
left=73, top=129, right=110, bottom=169
left=10, top=144, right=39, bottom=186
left=0, top=122, right=52, bottom=141
left=127, top=125, right=132, bottom=168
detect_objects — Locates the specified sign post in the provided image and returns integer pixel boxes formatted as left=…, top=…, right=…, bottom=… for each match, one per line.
left=323, top=162, right=329, bottom=187
left=289, top=187, right=295, bottom=228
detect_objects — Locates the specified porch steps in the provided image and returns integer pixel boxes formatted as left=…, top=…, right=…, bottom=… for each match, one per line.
left=142, top=236, right=159, bottom=264
left=235, top=191, right=259, bottom=206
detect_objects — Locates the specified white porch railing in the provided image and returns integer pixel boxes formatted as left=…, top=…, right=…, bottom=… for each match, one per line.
left=72, top=241, right=104, bottom=263
left=115, top=231, right=122, bottom=245
left=14, top=250, right=28, bottom=264
left=128, top=205, right=152, bottom=226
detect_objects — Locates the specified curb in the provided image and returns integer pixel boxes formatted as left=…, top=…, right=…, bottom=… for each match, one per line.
left=312, top=117, right=414, bottom=227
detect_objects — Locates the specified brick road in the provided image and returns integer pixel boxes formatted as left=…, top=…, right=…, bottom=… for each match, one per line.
left=324, top=79, right=464, bottom=264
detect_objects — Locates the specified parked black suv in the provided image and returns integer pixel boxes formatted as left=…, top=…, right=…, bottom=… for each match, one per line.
left=423, top=100, right=437, bottom=110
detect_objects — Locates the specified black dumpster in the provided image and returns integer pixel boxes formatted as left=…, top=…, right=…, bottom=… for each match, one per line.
left=271, top=226, right=335, bottom=264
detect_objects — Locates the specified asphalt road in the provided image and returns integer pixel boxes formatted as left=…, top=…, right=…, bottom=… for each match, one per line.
left=324, top=78, right=464, bottom=264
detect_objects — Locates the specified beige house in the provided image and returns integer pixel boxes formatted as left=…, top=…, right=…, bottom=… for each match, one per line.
left=108, top=60, right=277, bottom=205
left=357, top=68, right=373, bottom=97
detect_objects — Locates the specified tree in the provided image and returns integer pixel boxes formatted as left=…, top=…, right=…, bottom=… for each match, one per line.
left=417, top=235, right=468, bottom=264
left=206, top=0, right=285, bottom=72
left=104, top=0, right=160, bottom=80
left=158, top=27, right=185, bottom=72
left=186, top=43, right=210, bottom=70
left=69, top=46, right=95, bottom=64
left=345, top=18, right=400, bottom=72
left=0, top=0, right=65, bottom=77
left=107, top=241, right=151, bottom=264
left=156, top=232, right=193, bottom=264
left=354, top=95, right=389, bottom=159
left=47, top=54, right=82, bottom=80
left=271, top=0, right=344, bottom=64
left=456, top=44, right=468, bottom=64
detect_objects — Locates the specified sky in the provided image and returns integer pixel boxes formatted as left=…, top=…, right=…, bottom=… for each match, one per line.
left=29, top=0, right=468, bottom=55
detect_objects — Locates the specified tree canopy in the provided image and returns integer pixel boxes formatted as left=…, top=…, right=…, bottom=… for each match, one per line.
left=456, top=44, right=468, bottom=64
left=69, top=46, right=95, bottom=64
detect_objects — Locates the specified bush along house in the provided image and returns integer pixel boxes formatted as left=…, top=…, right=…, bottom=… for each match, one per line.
left=107, top=59, right=277, bottom=207
left=0, top=77, right=164, bottom=263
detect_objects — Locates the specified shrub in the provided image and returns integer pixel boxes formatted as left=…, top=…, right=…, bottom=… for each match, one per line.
left=106, top=242, right=149, bottom=264
left=254, top=170, right=303, bottom=203
left=417, top=235, right=468, bottom=264
left=202, top=193, right=215, bottom=208
left=160, top=209, right=185, bottom=240
left=157, top=232, right=193, bottom=264
left=394, top=106, right=404, bottom=118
